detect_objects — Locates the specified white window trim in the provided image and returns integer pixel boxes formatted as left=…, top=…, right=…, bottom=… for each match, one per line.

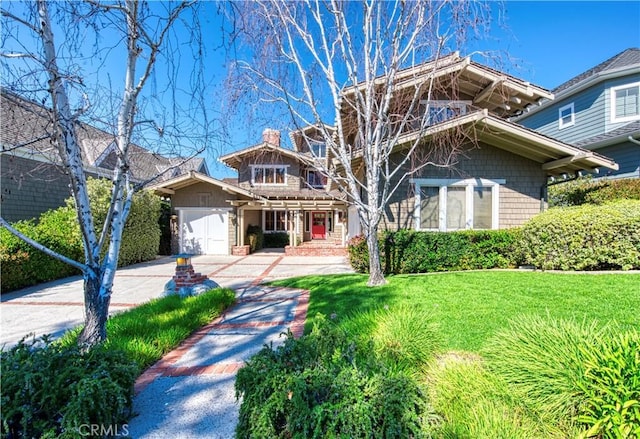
left=412, top=178, right=504, bottom=232
left=558, top=102, right=575, bottom=129
left=262, top=210, right=289, bottom=233
left=610, top=82, right=640, bottom=124
left=250, top=164, right=289, bottom=186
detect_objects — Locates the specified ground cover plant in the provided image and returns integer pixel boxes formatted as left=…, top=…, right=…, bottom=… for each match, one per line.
left=1, top=288, right=236, bottom=438
left=60, top=288, right=236, bottom=371
left=1, top=336, right=137, bottom=439
left=235, top=315, right=437, bottom=438
left=271, top=272, right=640, bottom=437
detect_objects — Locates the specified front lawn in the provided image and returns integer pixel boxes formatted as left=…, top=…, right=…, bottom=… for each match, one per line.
left=264, top=271, right=639, bottom=437
left=272, top=271, right=640, bottom=352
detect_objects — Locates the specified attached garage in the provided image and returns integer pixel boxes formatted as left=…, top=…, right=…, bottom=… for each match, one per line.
left=178, top=208, right=230, bottom=255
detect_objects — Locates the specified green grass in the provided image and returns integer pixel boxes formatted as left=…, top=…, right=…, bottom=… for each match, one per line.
left=60, top=288, right=236, bottom=371
left=271, top=271, right=640, bottom=352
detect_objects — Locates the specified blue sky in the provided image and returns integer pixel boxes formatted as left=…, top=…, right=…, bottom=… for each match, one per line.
left=484, top=1, right=640, bottom=90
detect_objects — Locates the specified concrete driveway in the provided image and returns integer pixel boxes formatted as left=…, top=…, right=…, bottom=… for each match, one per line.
left=0, top=251, right=353, bottom=348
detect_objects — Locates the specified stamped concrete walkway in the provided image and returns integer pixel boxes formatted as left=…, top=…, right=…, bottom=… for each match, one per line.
left=127, top=253, right=349, bottom=438
left=1, top=251, right=352, bottom=438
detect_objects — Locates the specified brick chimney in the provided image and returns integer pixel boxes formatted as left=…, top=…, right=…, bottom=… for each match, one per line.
left=262, top=128, right=281, bottom=147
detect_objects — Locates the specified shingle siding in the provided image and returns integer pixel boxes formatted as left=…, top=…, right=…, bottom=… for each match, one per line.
left=1, top=154, right=72, bottom=222
left=381, top=142, right=546, bottom=231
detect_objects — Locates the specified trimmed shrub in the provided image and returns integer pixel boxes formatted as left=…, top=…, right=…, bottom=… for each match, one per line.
left=516, top=200, right=640, bottom=270
left=235, top=315, right=434, bottom=438
left=347, top=229, right=519, bottom=274
left=263, top=231, right=289, bottom=248
left=1, top=178, right=162, bottom=292
left=1, top=336, right=137, bottom=439
left=577, top=329, right=640, bottom=439
left=246, top=224, right=264, bottom=253
left=549, top=177, right=640, bottom=207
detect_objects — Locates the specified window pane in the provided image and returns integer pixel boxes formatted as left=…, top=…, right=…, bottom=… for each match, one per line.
left=264, top=168, right=274, bottom=183
left=420, top=187, right=439, bottom=229
left=276, top=211, right=286, bottom=231
left=254, top=168, right=264, bottom=184
left=616, top=87, right=640, bottom=119
left=473, top=187, right=492, bottom=229
left=446, top=187, right=466, bottom=229
left=265, top=211, right=274, bottom=231
left=275, top=167, right=285, bottom=184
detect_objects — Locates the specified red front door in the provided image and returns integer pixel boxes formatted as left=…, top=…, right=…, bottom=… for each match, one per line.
left=311, top=212, right=326, bottom=239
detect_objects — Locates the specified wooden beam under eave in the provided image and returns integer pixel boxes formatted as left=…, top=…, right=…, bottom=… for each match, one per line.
left=154, top=187, right=175, bottom=195
left=473, top=79, right=502, bottom=104
left=542, top=153, right=591, bottom=171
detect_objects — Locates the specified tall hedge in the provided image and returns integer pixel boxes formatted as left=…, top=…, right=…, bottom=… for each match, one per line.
left=1, top=178, right=162, bottom=293
left=348, top=229, right=519, bottom=274
left=516, top=200, right=640, bottom=270
left=548, top=177, right=640, bottom=207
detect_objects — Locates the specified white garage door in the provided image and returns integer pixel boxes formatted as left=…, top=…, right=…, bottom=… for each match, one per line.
left=179, top=209, right=229, bottom=255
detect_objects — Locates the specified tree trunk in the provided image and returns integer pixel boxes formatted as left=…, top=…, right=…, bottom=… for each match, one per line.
left=78, top=272, right=111, bottom=347
left=366, top=225, right=387, bottom=286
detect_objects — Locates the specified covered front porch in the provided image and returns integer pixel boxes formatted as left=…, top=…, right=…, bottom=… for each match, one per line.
left=230, top=198, right=349, bottom=256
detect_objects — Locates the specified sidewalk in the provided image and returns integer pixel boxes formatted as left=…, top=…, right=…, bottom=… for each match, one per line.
left=127, top=253, right=349, bottom=438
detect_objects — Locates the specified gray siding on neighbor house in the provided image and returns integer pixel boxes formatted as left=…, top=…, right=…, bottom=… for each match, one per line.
left=519, top=83, right=606, bottom=145
left=381, top=142, right=546, bottom=231
left=596, top=142, right=640, bottom=177
left=1, top=154, right=72, bottom=222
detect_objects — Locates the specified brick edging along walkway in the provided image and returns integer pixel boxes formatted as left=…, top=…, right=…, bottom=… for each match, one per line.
left=133, top=287, right=310, bottom=395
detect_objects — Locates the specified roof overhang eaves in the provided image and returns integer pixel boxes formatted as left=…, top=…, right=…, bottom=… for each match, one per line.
left=148, top=170, right=263, bottom=199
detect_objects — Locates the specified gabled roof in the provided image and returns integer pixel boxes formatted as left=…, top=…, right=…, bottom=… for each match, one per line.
left=368, top=110, right=618, bottom=176
left=219, top=141, right=313, bottom=169
left=0, top=89, right=208, bottom=186
left=554, top=48, right=640, bottom=95
left=341, top=52, right=554, bottom=118
left=148, top=170, right=261, bottom=199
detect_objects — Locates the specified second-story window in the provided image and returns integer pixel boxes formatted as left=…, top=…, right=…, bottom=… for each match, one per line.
left=251, top=165, right=287, bottom=185
left=306, top=170, right=326, bottom=188
left=310, top=141, right=326, bottom=158
left=558, top=103, right=575, bottom=129
left=611, top=83, right=640, bottom=123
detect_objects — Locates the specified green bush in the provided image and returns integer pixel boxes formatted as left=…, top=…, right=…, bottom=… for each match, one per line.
left=263, top=232, right=289, bottom=248
left=235, top=315, right=434, bottom=438
left=549, top=177, right=640, bottom=207
left=1, top=178, right=162, bottom=293
left=577, top=329, right=640, bottom=439
left=347, top=230, right=519, bottom=274
left=246, top=224, right=264, bottom=253
left=1, top=336, right=137, bottom=439
left=516, top=200, right=640, bottom=270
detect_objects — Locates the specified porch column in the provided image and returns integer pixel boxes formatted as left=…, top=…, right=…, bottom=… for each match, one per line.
left=341, top=210, right=347, bottom=246
left=289, top=210, right=295, bottom=247
left=238, top=207, right=245, bottom=246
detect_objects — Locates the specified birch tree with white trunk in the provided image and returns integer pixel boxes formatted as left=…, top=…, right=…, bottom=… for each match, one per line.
left=227, top=0, right=493, bottom=285
left=0, top=0, right=208, bottom=347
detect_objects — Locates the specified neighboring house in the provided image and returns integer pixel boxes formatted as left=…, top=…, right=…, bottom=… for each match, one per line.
left=151, top=52, right=618, bottom=256
left=0, top=89, right=208, bottom=222
left=515, top=48, right=640, bottom=179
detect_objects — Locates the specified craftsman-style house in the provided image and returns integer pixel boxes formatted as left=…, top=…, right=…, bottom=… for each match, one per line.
left=152, top=52, right=618, bottom=256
